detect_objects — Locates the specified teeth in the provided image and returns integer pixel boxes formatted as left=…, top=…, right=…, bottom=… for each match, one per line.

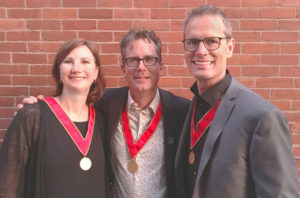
left=194, top=61, right=211, bottom=65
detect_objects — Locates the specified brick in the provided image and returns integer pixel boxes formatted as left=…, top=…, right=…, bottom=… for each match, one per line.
left=101, top=43, right=119, bottom=53
left=232, top=32, right=260, bottom=42
left=134, top=0, right=168, bottom=8
left=279, top=20, right=300, bottom=31
left=0, top=98, right=15, bottom=107
left=242, top=0, right=278, bottom=7
left=224, top=8, right=258, bottom=19
left=182, top=78, right=195, bottom=88
left=270, top=100, right=291, bottom=111
left=30, top=65, right=52, bottom=75
left=170, top=20, right=184, bottom=31
left=0, top=87, right=28, bottom=96
left=151, top=9, right=185, bottom=19
left=62, top=20, right=96, bottom=30
left=0, top=0, right=25, bottom=7
left=79, top=9, right=113, bottom=19
left=0, top=64, right=29, bottom=75
left=133, top=20, right=170, bottom=31
left=227, top=66, right=241, bottom=76
left=102, top=66, right=123, bottom=76
left=0, top=119, right=12, bottom=130
left=207, top=0, right=240, bottom=6
left=259, top=8, right=295, bottom=19
left=28, top=42, right=61, bottom=53
left=42, top=31, right=77, bottom=41
left=0, top=8, right=5, bottom=18
left=0, top=20, right=25, bottom=30
left=242, top=43, right=279, bottom=54
left=261, top=55, right=298, bottom=65
left=13, top=54, right=47, bottom=64
left=228, top=54, right=260, bottom=65
left=30, top=87, right=55, bottom=96
left=280, top=0, right=300, bottom=7
left=0, top=76, right=11, bottom=85
left=98, top=0, right=132, bottom=7
left=168, top=43, right=184, bottom=54
left=252, top=88, right=271, bottom=100
left=13, top=76, right=48, bottom=86
left=242, top=66, right=279, bottom=77
left=236, top=77, right=256, bottom=88
left=292, top=101, right=300, bottom=111
left=100, top=55, right=118, bottom=65
left=294, top=123, right=300, bottom=134
left=98, top=20, right=131, bottom=30
left=43, top=9, right=77, bottom=19
left=296, top=79, right=300, bottom=88
left=286, top=113, right=300, bottom=123
left=262, top=32, right=299, bottom=42
left=0, top=53, right=10, bottom=63
left=7, top=31, right=40, bottom=41
left=78, top=32, right=113, bottom=42
left=163, top=55, right=184, bottom=65
left=0, top=43, right=27, bottom=52
left=257, top=78, right=293, bottom=88
left=168, top=66, right=190, bottom=76
left=281, top=67, right=300, bottom=77
left=157, top=31, right=182, bottom=42
left=27, top=20, right=60, bottom=30
left=115, top=9, right=150, bottom=19
left=241, top=20, right=277, bottom=30
left=168, top=88, right=193, bottom=99
left=271, top=89, right=300, bottom=100
left=158, top=77, right=181, bottom=88
left=282, top=44, right=300, bottom=54
left=62, top=0, right=96, bottom=7
left=104, top=77, right=119, bottom=87
left=0, top=108, right=15, bottom=117
left=26, top=0, right=60, bottom=7
left=170, top=0, right=204, bottom=7
left=8, top=9, right=41, bottom=18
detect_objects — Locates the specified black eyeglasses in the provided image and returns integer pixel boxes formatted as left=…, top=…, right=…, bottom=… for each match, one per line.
left=182, top=37, right=230, bottom=52
left=124, top=56, right=160, bottom=67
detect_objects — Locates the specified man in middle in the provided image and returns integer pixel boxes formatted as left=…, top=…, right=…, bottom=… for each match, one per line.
left=94, top=29, right=190, bottom=198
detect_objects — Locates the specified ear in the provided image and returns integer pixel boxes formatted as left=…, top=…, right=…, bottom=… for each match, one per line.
left=226, top=38, right=235, bottom=58
left=159, top=62, right=163, bottom=75
left=94, top=66, right=99, bottom=79
left=121, top=64, right=125, bottom=74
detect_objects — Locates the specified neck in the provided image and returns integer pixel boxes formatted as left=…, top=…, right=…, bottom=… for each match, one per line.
left=55, top=91, right=89, bottom=122
left=129, top=88, right=157, bottom=110
left=197, top=72, right=226, bottom=95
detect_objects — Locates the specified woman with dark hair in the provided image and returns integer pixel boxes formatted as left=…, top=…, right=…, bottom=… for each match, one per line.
left=0, top=39, right=107, bottom=198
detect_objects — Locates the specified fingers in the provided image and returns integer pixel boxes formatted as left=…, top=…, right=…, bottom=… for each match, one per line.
left=37, top=95, right=45, bottom=100
left=22, top=96, right=38, bottom=104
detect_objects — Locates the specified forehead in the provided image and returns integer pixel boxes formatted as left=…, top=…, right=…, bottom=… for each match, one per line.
left=67, top=45, right=94, bottom=58
left=185, top=15, right=225, bottom=38
left=125, top=39, right=157, bottom=57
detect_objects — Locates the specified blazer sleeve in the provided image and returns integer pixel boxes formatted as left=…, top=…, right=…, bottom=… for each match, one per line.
left=249, top=108, right=299, bottom=198
left=0, top=103, right=41, bottom=198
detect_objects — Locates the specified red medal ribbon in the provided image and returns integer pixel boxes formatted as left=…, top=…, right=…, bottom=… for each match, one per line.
left=44, top=97, right=95, bottom=156
left=190, top=99, right=221, bottom=149
left=122, top=101, right=162, bottom=159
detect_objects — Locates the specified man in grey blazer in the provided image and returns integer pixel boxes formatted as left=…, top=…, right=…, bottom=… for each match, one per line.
left=175, top=5, right=299, bottom=198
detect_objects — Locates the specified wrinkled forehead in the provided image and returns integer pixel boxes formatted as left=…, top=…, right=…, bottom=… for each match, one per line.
left=125, top=39, right=158, bottom=57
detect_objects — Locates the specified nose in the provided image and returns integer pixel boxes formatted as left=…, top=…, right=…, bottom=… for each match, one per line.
left=71, top=61, right=83, bottom=72
left=136, top=59, right=147, bottom=70
left=195, top=41, right=208, bottom=55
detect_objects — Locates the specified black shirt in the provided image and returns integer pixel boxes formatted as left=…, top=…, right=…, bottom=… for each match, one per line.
left=186, top=71, right=232, bottom=197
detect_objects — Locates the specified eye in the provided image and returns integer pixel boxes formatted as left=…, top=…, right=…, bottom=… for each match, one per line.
left=205, top=38, right=219, bottom=45
left=63, top=59, right=72, bottom=64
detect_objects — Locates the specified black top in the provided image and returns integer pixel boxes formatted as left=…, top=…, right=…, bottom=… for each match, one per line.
left=0, top=100, right=106, bottom=198
left=186, top=71, right=232, bottom=197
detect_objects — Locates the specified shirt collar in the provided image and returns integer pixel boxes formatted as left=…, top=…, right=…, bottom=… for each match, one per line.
left=127, top=89, right=160, bottom=114
left=190, top=70, right=232, bottom=107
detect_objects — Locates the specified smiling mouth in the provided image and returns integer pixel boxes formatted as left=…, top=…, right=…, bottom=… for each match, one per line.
left=193, top=61, right=213, bottom=65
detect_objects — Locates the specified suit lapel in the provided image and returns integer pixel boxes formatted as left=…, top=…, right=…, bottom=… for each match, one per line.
left=192, top=79, right=239, bottom=198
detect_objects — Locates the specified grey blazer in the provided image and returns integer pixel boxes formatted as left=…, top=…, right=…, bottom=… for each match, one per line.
left=175, top=78, right=299, bottom=198
left=94, top=86, right=190, bottom=198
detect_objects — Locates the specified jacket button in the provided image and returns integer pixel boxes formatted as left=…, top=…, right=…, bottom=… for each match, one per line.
left=167, top=136, right=175, bottom=144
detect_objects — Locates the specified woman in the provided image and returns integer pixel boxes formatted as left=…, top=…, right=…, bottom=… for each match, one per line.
left=0, top=39, right=106, bottom=198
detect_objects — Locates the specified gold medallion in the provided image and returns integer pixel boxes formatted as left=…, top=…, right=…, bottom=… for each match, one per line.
left=80, top=157, right=92, bottom=171
left=189, top=150, right=195, bottom=165
left=128, top=159, right=138, bottom=174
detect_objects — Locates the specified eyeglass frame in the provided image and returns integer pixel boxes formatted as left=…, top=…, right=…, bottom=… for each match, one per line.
left=182, top=37, right=231, bottom=52
left=123, top=56, right=161, bottom=67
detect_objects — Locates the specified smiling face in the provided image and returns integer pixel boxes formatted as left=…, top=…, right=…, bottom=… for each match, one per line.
left=60, top=45, right=99, bottom=95
left=184, top=14, right=234, bottom=88
left=121, top=39, right=162, bottom=94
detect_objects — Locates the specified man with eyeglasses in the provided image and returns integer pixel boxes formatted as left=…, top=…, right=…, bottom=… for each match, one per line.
left=94, top=29, right=190, bottom=198
left=175, top=5, right=299, bottom=198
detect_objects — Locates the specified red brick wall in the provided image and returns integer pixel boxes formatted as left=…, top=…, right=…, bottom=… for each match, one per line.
left=1, top=0, right=300, bottom=178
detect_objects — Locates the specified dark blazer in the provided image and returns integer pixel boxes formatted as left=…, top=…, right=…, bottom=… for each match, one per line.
left=94, top=86, right=190, bottom=198
left=175, top=78, right=299, bottom=198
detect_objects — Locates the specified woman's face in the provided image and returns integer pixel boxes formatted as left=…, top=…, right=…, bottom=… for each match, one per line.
left=60, top=45, right=99, bottom=95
